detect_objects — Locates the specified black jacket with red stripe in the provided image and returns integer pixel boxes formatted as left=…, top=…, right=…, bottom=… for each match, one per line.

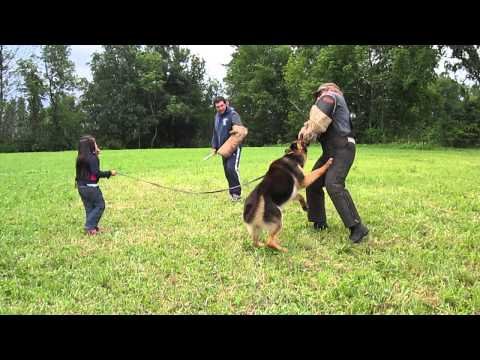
left=76, top=154, right=112, bottom=186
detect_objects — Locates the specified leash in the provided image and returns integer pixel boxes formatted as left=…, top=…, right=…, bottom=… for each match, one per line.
left=116, top=172, right=264, bottom=195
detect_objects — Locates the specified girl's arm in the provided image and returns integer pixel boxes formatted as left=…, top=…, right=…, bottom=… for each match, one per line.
left=89, top=156, right=112, bottom=179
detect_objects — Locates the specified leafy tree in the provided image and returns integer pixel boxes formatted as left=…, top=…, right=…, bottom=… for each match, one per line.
left=0, top=45, right=16, bottom=142
left=82, top=45, right=144, bottom=148
left=17, top=57, right=46, bottom=150
left=446, top=45, right=480, bottom=85
left=225, top=45, right=292, bottom=145
left=284, top=45, right=440, bottom=143
left=41, top=45, right=78, bottom=150
left=430, top=76, right=480, bottom=147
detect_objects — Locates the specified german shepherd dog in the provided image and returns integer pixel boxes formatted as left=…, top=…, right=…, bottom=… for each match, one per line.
left=243, top=140, right=333, bottom=252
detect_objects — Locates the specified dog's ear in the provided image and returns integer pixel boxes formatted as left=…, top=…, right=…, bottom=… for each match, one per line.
left=290, top=141, right=299, bottom=152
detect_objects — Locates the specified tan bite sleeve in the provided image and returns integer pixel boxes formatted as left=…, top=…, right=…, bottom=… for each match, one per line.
left=298, top=105, right=333, bottom=143
left=217, top=125, right=248, bottom=158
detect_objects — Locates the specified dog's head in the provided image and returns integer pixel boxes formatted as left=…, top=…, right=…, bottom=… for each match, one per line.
left=285, top=139, right=308, bottom=162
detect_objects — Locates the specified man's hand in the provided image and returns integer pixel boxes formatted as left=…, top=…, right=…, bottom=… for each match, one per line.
left=298, top=125, right=307, bottom=140
left=111, top=170, right=117, bottom=176
left=298, top=123, right=317, bottom=144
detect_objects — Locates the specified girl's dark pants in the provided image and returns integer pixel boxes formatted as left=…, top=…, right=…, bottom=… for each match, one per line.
left=78, top=186, right=105, bottom=230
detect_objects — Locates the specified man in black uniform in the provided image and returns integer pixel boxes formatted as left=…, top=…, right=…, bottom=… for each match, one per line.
left=298, top=83, right=369, bottom=243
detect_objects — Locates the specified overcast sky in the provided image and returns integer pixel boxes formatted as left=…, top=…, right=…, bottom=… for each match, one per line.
left=68, top=45, right=234, bottom=83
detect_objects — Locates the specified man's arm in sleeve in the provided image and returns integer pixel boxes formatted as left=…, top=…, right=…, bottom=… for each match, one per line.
left=231, top=111, right=242, bottom=126
left=211, top=122, right=219, bottom=150
left=298, top=94, right=335, bottom=142
left=315, top=94, right=335, bottom=117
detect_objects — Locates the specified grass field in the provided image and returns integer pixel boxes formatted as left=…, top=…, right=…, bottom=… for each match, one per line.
left=1, top=145, right=480, bottom=314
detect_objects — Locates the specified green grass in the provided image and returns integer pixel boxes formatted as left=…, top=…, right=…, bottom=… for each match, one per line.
left=1, top=145, right=480, bottom=314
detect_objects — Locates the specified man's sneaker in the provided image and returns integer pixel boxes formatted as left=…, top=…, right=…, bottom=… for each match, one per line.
left=231, top=194, right=242, bottom=202
left=349, top=223, right=369, bottom=243
left=313, top=222, right=328, bottom=231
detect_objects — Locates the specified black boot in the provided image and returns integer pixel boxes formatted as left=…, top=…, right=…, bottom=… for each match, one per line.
left=313, top=222, right=328, bottom=231
left=349, top=223, right=369, bottom=243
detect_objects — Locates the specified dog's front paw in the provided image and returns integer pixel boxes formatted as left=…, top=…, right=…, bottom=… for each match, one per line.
left=323, top=157, right=334, bottom=169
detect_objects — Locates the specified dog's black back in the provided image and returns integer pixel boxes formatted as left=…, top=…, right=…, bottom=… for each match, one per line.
left=243, top=149, right=306, bottom=224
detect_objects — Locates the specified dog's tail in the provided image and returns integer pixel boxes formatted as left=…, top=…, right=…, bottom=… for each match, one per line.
left=243, top=186, right=260, bottom=223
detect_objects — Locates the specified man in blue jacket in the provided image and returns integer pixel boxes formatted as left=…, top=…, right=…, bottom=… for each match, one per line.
left=211, top=96, right=243, bottom=202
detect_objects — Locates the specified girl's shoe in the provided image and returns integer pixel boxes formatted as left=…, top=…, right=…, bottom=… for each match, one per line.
left=86, top=228, right=98, bottom=236
left=230, top=194, right=242, bottom=202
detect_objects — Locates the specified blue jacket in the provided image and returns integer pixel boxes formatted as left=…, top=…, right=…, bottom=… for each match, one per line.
left=211, top=106, right=242, bottom=150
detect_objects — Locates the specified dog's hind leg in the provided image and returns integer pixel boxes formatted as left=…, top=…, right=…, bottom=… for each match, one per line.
left=253, top=227, right=264, bottom=248
left=266, top=221, right=287, bottom=253
left=295, top=193, right=308, bottom=212
left=263, top=200, right=286, bottom=252
left=247, top=224, right=264, bottom=248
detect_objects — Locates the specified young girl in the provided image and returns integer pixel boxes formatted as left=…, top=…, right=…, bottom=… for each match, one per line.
left=75, top=135, right=117, bottom=235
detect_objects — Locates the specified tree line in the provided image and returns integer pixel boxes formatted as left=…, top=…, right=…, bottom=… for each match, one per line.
left=1, top=45, right=479, bottom=152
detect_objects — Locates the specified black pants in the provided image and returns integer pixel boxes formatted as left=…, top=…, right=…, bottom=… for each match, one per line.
left=306, top=137, right=361, bottom=228
left=78, top=186, right=105, bottom=230
left=222, top=146, right=242, bottom=196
